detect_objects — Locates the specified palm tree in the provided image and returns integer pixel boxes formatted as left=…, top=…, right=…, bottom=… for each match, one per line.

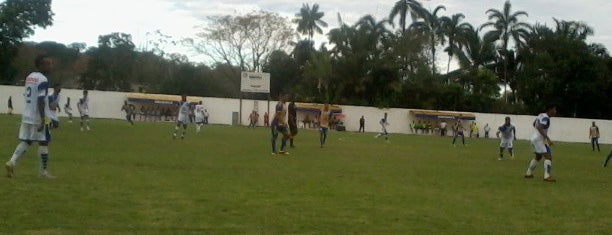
left=480, top=0, right=530, bottom=102
left=389, top=0, right=424, bottom=34
left=409, top=5, right=447, bottom=75
left=293, top=3, right=328, bottom=41
left=454, top=26, right=496, bottom=73
left=441, top=13, right=472, bottom=74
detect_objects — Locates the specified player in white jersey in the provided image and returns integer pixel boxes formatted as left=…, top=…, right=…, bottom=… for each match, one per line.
left=496, top=116, right=516, bottom=160
left=194, top=101, right=205, bottom=133
left=374, top=113, right=390, bottom=141
left=173, top=95, right=190, bottom=139
left=77, top=90, right=91, bottom=131
left=47, top=86, right=62, bottom=129
left=525, top=105, right=557, bottom=182
left=5, top=55, right=55, bottom=179
left=64, top=97, right=73, bottom=122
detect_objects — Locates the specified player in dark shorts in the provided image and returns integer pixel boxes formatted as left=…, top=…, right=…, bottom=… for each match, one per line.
left=288, top=99, right=298, bottom=148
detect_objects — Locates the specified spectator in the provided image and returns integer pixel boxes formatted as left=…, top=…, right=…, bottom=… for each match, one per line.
left=359, top=116, right=365, bottom=133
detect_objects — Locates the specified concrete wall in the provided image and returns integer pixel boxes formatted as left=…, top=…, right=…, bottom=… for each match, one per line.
left=2, top=85, right=610, bottom=144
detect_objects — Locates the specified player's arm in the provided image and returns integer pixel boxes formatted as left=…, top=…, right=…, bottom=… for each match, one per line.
left=536, top=122, right=552, bottom=145
left=37, top=83, right=48, bottom=130
left=513, top=127, right=516, bottom=140
left=496, top=129, right=500, bottom=138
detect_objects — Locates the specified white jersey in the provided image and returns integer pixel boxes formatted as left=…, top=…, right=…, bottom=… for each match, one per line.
left=195, top=104, right=204, bottom=119
left=498, top=124, right=515, bottom=139
left=46, top=92, right=60, bottom=121
left=531, top=113, right=550, bottom=141
left=78, top=97, right=89, bottom=116
left=178, top=102, right=190, bottom=117
left=22, top=72, right=49, bottom=124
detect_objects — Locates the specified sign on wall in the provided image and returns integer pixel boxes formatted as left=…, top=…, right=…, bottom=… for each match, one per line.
left=240, top=72, right=270, bottom=93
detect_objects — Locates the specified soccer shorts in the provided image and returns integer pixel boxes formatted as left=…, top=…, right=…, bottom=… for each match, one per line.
left=531, top=138, right=550, bottom=154
left=18, top=123, right=50, bottom=143
left=320, top=127, right=328, bottom=134
left=500, top=138, right=513, bottom=148
left=177, top=114, right=188, bottom=124
left=276, top=125, right=289, bottom=136
left=80, top=115, right=89, bottom=120
left=195, top=117, right=204, bottom=124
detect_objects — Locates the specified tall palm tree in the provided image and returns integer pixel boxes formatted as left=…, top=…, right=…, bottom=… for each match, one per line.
left=389, top=0, right=424, bottom=34
left=480, top=0, right=530, bottom=102
left=409, top=5, right=447, bottom=75
left=293, top=3, right=328, bottom=41
left=441, top=13, right=472, bottom=74
left=454, top=26, right=496, bottom=72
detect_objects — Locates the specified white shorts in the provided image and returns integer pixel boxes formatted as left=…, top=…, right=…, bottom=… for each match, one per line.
left=177, top=114, right=188, bottom=124
left=500, top=138, right=514, bottom=148
left=195, top=116, right=204, bottom=124
left=18, top=123, right=49, bottom=142
left=531, top=138, right=550, bottom=154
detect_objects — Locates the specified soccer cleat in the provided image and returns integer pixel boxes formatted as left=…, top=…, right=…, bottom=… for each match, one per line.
left=80, top=127, right=84, bottom=131
left=39, top=171, right=56, bottom=179
left=5, top=161, right=14, bottom=178
left=498, top=158, right=502, bottom=161
left=543, top=177, right=556, bottom=182
left=279, top=151, right=290, bottom=155
left=524, top=174, right=534, bottom=179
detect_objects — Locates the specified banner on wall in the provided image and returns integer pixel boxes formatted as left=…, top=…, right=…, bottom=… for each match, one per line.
left=240, top=72, right=270, bottom=93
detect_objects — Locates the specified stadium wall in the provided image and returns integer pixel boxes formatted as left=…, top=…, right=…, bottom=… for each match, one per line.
left=2, top=85, right=610, bottom=144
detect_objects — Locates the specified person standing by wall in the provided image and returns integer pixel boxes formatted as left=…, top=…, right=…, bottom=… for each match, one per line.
left=589, top=122, right=600, bottom=152
left=484, top=123, right=491, bottom=138
left=359, top=116, right=365, bottom=133
left=7, top=96, right=13, bottom=115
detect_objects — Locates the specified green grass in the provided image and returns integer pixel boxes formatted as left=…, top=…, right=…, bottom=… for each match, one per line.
left=1, top=114, right=610, bottom=234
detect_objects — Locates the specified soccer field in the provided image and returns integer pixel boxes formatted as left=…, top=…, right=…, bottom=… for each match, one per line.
left=1, top=115, right=610, bottom=234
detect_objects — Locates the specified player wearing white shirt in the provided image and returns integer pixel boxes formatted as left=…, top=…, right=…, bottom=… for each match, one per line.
left=77, top=90, right=91, bottom=131
left=194, top=101, right=205, bottom=133
left=173, top=95, right=190, bottom=139
left=47, top=86, right=62, bottom=129
left=64, top=97, right=73, bottom=122
left=525, top=105, right=557, bottom=182
left=5, top=55, right=55, bottom=179
left=496, top=116, right=516, bottom=160
left=374, top=113, right=390, bottom=141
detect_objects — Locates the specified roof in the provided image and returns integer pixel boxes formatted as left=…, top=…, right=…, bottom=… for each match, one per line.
left=295, top=103, right=342, bottom=113
left=410, top=110, right=476, bottom=120
left=127, top=93, right=202, bottom=105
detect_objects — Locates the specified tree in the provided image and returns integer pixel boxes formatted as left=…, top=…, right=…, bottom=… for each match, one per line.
left=441, top=13, right=472, bottom=74
left=0, top=0, right=53, bottom=84
left=409, top=5, right=447, bottom=75
left=389, top=0, right=424, bottom=34
left=293, top=3, right=328, bottom=41
left=81, top=33, right=136, bottom=91
left=480, top=0, right=531, bottom=102
left=189, top=11, right=295, bottom=74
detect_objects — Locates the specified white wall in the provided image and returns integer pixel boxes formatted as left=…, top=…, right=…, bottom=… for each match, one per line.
left=2, top=85, right=611, bottom=144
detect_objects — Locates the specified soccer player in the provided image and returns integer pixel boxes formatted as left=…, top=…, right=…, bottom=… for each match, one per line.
left=7, top=96, right=13, bottom=115
left=496, top=117, right=517, bottom=160
left=271, top=95, right=290, bottom=154
left=524, top=105, right=557, bottom=182
left=47, top=85, right=62, bottom=129
left=288, top=99, right=298, bottom=148
left=484, top=123, right=491, bottom=138
left=120, top=101, right=135, bottom=125
left=173, top=95, right=190, bottom=139
left=77, top=90, right=91, bottom=131
left=452, top=120, right=466, bottom=146
left=359, top=116, right=365, bottom=133
left=319, top=103, right=333, bottom=148
left=374, top=113, right=390, bottom=141
left=440, top=120, right=448, bottom=136
left=589, top=122, right=600, bottom=152
left=64, top=97, right=73, bottom=122
left=5, top=55, right=55, bottom=179
left=195, top=101, right=205, bottom=133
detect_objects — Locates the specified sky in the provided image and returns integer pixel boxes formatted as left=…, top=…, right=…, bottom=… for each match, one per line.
left=28, top=0, right=612, bottom=70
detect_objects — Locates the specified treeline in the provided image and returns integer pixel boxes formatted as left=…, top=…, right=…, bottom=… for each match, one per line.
left=1, top=0, right=611, bottom=118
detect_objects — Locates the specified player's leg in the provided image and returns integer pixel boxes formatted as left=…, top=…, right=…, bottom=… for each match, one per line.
left=595, top=138, right=600, bottom=152
left=461, top=133, right=465, bottom=145
left=6, top=123, right=37, bottom=178
left=173, top=122, right=180, bottom=139
left=452, top=133, right=458, bottom=145
left=525, top=154, right=542, bottom=178
left=181, top=123, right=187, bottom=139
left=271, top=126, right=278, bottom=154
left=280, top=128, right=289, bottom=153
left=499, top=146, right=505, bottom=160
left=604, top=150, right=612, bottom=167
left=543, top=149, right=555, bottom=182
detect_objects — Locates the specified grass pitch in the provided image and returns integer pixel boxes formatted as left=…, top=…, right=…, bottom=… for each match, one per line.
left=0, top=114, right=610, bottom=234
